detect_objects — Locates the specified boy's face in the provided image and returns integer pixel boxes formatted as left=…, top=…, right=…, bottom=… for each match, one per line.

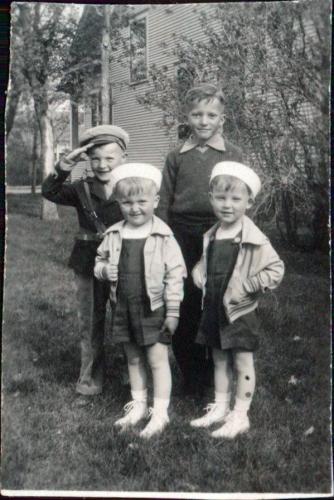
left=118, top=189, right=159, bottom=228
left=209, top=183, right=252, bottom=227
left=187, top=98, right=224, bottom=144
left=88, top=143, right=126, bottom=183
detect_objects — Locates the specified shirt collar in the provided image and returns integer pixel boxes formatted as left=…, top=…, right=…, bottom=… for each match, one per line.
left=179, top=133, right=226, bottom=154
left=204, top=216, right=268, bottom=246
left=105, top=215, right=173, bottom=237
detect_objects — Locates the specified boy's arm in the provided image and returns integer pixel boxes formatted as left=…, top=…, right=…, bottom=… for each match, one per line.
left=41, top=145, right=91, bottom=206
left=155, top=150, right=179, bottom=224
left=243, top=244, right=285, bottom=294
left=163, top=235, right=187, bottom=317
left=41, top=163, right=78, bottom=206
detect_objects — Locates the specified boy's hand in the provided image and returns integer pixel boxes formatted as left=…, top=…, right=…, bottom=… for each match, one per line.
left=160, top=316, right=179, bottom=336
left=192, top=264, right=204, bottom=289
left=59, top=144, right=94, bottom=171
left=102, top=264, right=118, bottom=282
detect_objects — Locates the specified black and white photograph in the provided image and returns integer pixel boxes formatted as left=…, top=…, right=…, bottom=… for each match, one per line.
left=2, top=1, right=332, bottom=497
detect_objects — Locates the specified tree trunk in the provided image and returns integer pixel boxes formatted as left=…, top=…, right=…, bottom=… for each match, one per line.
left=5, top=84, right=21, bottom=139
left=37, top=108, right=58, bottom=220
left=101, top=5, right=113, bottom=124
left=31, top=119, right=39, bottom=194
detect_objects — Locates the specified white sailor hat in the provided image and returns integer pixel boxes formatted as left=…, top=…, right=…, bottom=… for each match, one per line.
left=210, top=161, right=261, bottom=198
left=111, top=163, right=162, bottom=190
left=79, top=125, right=129, bottom=150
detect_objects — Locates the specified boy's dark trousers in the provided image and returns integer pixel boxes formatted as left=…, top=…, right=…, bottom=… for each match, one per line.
left=171, top=221, right=214, bottom=393
left=74, top=273, right=111, bottom=395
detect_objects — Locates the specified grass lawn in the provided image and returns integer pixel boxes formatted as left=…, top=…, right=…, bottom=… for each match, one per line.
left=1, top=194, right=332, bottom=495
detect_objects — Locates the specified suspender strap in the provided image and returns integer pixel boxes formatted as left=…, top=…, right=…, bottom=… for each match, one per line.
left=75, top=180, right=107, bottom=236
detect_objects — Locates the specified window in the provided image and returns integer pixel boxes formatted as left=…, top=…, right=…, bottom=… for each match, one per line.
left=130, top=17, right=147, bottom=84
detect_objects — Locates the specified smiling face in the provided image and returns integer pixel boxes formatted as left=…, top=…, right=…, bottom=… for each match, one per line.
left=209, top=176, right=253, bottom=228
left=88, top=143, right=126, bottom=183
left=115, top=179, right=159, bottom=228
left=187, top=97, right=224, bottom=144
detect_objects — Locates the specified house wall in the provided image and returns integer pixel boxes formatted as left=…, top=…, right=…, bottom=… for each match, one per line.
left=71, top=4, right=214, bottom=180
left=110, top=4, right=213, bottom=169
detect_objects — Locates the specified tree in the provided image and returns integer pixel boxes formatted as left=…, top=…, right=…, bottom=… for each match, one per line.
left=8, top=3, right=79, bottom=219
left=59, top=4, right=130, bottom=114
left=6, top=95, right=43, bottom=186
left=137, top=1, right=330, bottom=251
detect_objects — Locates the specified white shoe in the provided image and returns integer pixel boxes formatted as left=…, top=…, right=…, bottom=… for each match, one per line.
left=114, top=400, right=148, bottom=429
left=139, top=408, right=169, bottom=439
left=190, top=403, right=229, bottom=428
left=211, top=410, right=250, bottom=439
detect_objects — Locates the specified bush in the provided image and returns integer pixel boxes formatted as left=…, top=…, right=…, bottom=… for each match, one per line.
left=137, top=1, right=330, bottom=251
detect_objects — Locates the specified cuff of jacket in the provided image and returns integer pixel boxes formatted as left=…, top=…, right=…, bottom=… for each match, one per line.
left=55, top=161, right=73, bottom=178
left=166, top=301, right=180, bottom=318
left=243, top=276, right=261, bottom=294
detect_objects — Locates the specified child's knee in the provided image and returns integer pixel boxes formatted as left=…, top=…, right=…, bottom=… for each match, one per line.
left=234, top=351, right=255, bottom=376
left=127, top=354, right=144, bottom=368
left=147, top=343, right=168, bottom=370
left=124, top=343, right=145, bottom=367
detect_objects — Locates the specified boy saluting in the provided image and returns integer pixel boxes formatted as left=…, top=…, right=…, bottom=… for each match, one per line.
left=42, top=125, right=128, bottom=401
left=156, top=84, right=243, bottom=395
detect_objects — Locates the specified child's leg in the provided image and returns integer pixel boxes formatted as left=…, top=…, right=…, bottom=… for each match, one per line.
left=124, top=342, right=147, bottom=392
left=75, top=274, right=108, bottom=396
left=191, top=348, right=232, bottom=428
left=213, top=347, right=233, bottom=394
left=139, top=342, right=171, bottom=438
left=171, top=223, right=212, bottom=392
left=212, top=350, right=255, bottom=439
left=114, top=342, right=148, bottom=428
left=234, top=350, right=256, bottom=406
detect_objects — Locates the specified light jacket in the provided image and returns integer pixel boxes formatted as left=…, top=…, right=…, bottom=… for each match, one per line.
left=94, top=216, right=187, bottom=316
left=192, top=215, right=285, bottom=323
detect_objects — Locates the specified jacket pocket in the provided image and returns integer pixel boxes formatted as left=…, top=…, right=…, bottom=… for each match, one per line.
left=228, top=276, right=248, bottom=305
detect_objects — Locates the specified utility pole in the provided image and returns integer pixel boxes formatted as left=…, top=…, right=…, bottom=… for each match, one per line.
left=101, top=5, right=114, bottom=124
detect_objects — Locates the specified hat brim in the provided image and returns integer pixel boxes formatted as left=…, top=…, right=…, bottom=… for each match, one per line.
left=81, top=134, right=126, bottom=150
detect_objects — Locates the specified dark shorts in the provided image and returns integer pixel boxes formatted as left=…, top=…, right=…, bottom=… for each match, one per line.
left=111, top=296, right=171, bottom=346
left=197, top=310, right=260, bottom=352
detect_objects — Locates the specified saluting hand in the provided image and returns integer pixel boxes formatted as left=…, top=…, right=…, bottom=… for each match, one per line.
left=59, top=143, right=95, bottom=171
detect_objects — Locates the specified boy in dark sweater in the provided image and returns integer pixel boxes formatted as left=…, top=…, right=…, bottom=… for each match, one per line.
left=156, top=84, right=243, bottom=394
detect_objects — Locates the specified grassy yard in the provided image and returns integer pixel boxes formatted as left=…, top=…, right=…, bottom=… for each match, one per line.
left=1, top=194, right=332, bottom=495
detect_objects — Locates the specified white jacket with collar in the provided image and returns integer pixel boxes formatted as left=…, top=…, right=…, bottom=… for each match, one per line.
left=192, top=215, right=285, bottom=323
left=94, top=215, right=187, bottom=317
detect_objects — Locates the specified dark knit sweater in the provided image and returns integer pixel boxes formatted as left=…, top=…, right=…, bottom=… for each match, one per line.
left=156, top=139, right=243, bottom=226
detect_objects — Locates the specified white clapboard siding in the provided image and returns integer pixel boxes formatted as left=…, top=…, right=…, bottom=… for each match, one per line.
left=110, top=3, right=216, bottom=170
left=71, top=3, right=218, bottom=179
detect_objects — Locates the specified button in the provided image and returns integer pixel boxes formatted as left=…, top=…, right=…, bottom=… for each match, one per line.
left=234, top=237, right=241, bottom=243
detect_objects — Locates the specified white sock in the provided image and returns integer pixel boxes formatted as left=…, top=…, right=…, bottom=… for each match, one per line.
left=233, top=396, right=252, bottom=414
left=153, top=397, right=169, bottom=416
left=215, top=391, right=231, bottom=407
left=131, top=389, right=148, bottom=403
